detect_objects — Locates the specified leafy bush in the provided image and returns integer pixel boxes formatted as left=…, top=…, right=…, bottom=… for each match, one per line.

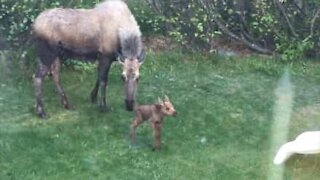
left=128, top=1, right=163, bottom=35
left=0, top=0, right=99, bottom=47
left=147, top=0, right=320, bottom=59
left=0, top=1, right=82, bottom=67
left=276, top=36, right=314, bottom=61
left=2, top=0, right=319, bottom=60
left=64, top=60, right=96, bottom=72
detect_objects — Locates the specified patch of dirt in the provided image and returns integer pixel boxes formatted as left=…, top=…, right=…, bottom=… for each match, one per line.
left=294, top=105, right=320, bottom=119
left=143, top=36, right=178, bottom=53
left=143, top=36, right=258, bottom=56
left=290, top=105, right=320, bottom=132
left=210, top=37, right=256, bottom=57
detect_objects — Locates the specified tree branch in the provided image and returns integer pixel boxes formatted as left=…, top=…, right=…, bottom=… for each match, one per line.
left=198, top=0, right=274, bottom=54
left=273, top=0, right=298, bottom=37
left=147, top=0, right=163, bottom=15
left=310, top=8, right=320, bottom=37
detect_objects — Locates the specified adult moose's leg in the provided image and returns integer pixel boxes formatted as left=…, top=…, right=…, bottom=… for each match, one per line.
left=90, top=78, right=99, bottom=103
left=51, top=58, right=70, bottom=109
left=34, top=38, right=58, bottom=118
left=34, top=62, right=50, bottom=118
left=97, top=57, right=112, bottom=112
left=90, top=52, right=102, bottom=103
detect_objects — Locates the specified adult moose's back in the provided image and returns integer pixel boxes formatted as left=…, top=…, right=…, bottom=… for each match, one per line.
left=32, top=0, right=145, bottom=118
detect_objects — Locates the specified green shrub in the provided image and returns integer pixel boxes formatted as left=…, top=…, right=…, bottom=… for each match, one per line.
left=147, top=0, right=320, bottom=59
left=276, top=36, right=314, bottom=61
left=0, top=0, right=100, bottom=47
left=128, top=1, right=164, bottom=35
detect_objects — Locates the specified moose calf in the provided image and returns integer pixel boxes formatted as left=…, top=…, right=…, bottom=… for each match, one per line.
left=130, top=95, right=177, bottom=150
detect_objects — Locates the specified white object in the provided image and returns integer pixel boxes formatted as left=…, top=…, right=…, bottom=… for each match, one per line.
left=273, top=131, right=320, bottom=165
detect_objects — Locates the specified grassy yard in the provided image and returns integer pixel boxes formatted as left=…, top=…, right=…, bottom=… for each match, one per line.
left=1, top=51, right=320, bottom=179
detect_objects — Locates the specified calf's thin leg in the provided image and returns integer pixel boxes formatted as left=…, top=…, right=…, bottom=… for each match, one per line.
left=130, top=112, right=144, bottom=144
left=152, top=121, right=162, bottom=150
left=51, top=58, right=70, bottom=109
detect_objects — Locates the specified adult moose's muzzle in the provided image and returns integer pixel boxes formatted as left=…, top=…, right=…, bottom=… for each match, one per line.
left=125, top=99, right=135, bottom=111
left=123, top=77, right=138, bottom=111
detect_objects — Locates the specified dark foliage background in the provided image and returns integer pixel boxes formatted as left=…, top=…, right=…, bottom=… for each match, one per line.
left=1, top=0, right=320, bottom=60
left=146, top=0, right=320, bottom=59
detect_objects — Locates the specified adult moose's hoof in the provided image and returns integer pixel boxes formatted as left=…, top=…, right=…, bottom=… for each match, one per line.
left=61, top=98, right=73, bottom=110
left=36, top=111, right=49, bottom=119
left=152, top=146, right=161, bottom=151
left=61, top=99, right=73, bottom=110
left=90, top=92, right=97, bottom=103
left=36, top=104, right=49, bottom=119
left=99, top=104, right=109, bottom=113
left=64, top=103, right=74, bottom=110
left=98, top=98, right=108, bottom=112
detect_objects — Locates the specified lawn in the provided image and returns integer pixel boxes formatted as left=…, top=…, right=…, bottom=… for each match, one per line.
left=1, top=51, right=320, bottom=180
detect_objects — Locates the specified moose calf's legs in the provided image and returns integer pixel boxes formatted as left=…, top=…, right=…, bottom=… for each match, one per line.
left=130, top=116, right=163, bottom=150
left=130, top=114, right=144, bottom=145
left=152, top=122, right=162, bottom=150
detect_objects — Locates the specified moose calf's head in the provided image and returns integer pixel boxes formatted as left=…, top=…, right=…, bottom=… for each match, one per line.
left=156, top=95, right=177, bottom=117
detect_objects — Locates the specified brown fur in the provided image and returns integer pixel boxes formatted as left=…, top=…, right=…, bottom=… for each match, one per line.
left=130, top=96, right=177, bottom=150
left=33, top=1, right=140, bottom=55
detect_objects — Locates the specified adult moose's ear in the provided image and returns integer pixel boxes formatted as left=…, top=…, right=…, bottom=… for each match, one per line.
left=138, top=48, right=146, bottom=65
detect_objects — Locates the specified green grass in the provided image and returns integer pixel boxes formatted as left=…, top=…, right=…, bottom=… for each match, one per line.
left=1, top=51, right=320, bottom=179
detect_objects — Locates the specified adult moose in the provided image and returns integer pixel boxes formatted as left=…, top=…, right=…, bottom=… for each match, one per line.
left=32, top=0, right=145, bottom=118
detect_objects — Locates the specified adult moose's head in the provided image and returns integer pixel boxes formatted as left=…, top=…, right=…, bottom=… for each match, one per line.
left=117, top=28, right=145, bottom=111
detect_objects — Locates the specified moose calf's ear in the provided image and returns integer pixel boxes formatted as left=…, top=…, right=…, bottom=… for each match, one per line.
left=164, top=95, right=169, bottom=101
